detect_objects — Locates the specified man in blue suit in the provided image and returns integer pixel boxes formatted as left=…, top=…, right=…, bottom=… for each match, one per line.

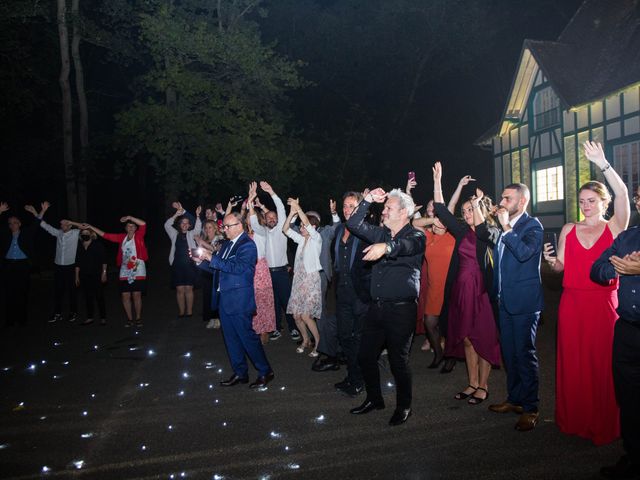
left=486, top=183, right=543, bottom=431
left=198, top=212, right=274, bottom=388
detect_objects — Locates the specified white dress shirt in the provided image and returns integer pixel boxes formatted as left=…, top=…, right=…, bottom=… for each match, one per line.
left=40, top=221, right=80, bottom=266
left=249, top=194, right=288, bottom=268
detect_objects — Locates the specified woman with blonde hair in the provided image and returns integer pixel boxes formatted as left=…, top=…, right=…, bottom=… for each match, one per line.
left=544, top=141, right=629, bottom=445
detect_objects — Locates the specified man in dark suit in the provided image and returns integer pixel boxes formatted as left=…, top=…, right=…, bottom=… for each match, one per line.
left=486, top=183, right=544, bottom=431
left=198, top=212, right=274, bottom=388
left=1, top=202, right=40, bottom=327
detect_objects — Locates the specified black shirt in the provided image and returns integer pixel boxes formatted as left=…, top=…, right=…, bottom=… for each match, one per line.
left=591, top=225, right=640, bottom=324
left=75, top=240, right=106, bottom=277
left=346, top=199, right=425, bottom=301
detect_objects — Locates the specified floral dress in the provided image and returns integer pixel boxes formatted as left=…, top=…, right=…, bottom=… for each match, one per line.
left=286, top=246, right=322, bottom=319
left=120, top=237, right=146, bottom=284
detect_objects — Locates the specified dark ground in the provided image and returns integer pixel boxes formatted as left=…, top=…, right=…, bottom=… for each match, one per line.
left=0, top=255, right=622, bottom=480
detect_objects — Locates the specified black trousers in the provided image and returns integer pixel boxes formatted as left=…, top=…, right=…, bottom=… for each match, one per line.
left=270, top=269, right=296, bottom=332
left=54, top=264, right=77, bottom=315
left=79, top=274, right=106, bottom=320
left=3, top=259, right=30, bottom=326
left=613, top=318, right=640, bottom=461
left=358, top=300, right=416, bottom=409
left=336, top=282, right=367, bottom=386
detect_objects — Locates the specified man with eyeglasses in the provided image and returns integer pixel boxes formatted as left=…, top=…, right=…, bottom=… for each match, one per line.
left=1, top=202, right=41, bottom=327
left=196, top=212, right=274, bottom=389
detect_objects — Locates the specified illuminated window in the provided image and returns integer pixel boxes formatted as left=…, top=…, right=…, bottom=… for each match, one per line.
left=613, top=141, right=640, bottom=194
left=536, top=165, right=564, bottom=201
left=533, top=87, right=560, bottom=130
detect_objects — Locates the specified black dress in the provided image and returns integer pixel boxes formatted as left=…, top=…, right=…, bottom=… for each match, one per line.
left=171, top=233, right=197, bottom=287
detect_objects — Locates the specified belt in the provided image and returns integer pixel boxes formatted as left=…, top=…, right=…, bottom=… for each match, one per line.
left=374, top=297, right=416, bottom=306
left=269, top=266, right=289, bottom=272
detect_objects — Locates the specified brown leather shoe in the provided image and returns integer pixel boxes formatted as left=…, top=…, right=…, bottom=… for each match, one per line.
left=515, top=412, right=539, bottom=431
left=488, top=402, right=524, bottom=414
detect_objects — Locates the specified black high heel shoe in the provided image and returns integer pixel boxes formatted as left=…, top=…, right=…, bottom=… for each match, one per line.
left=428, top=353, right=444, bottom=369
left=440, top=357, right=456, bottom=374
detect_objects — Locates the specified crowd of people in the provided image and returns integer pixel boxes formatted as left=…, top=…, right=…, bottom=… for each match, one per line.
left=2, top=140, right=640, bottom=478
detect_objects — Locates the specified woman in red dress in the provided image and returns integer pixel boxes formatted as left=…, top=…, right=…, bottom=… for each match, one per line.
left=544, top=141, right=630, bottom=445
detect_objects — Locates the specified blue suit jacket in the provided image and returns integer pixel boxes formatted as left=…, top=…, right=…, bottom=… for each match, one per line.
left=494, top=212, right=544, bottom=315
left=199, top=232, right=257, bottom=316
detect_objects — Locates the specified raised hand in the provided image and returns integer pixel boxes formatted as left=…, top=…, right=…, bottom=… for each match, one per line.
left=583, top=141, right=607, bottom=168
left=259, top=181, right=274, bottom=195
left=406, top=177, right=417, bottom=195
left=247, top=182, right=258, bottom=203
left=254, top=197, right=264, bottom=209
left=471, top=188, right=484, bottom=208
left=458, top=174, right=476, bottom=187
left=24, top=205, right=37, bottom=216
left=432, top=162, right=442, bottom=183
left=329, top=199, right=337, bottom=214
left=287, top=197, right=300, bottom=210
left=215, top=203, right=224, bottom=214
left=0, top=202, right=9, bottom=214
left=362, top=187, right=370, bottom=199
left=368, top=188, right=387, bottom=203
left=41, top=201, right=51, bottom=213
left=119, top=216, right=130, bottom=223
left=171, top=201, right=182, bottom=210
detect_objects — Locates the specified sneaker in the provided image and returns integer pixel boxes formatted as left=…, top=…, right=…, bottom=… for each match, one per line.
left=206, top=319, right=216, bottom=329
left=269, top=330, right=282, bottom=340
left=49, top=313, right=62, bottom=323
left=213, top=318, right=220, bottom=329
left=338, top=383, right=364, bottom=397
left=68, top=313, right=77, bottom=323
left=290, top=329, right=301, bottom=341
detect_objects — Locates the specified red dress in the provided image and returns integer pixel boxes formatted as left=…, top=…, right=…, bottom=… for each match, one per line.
left=556, top=224, right=620, bottom=445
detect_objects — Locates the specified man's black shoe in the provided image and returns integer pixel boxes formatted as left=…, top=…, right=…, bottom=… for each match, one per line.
left=350, top=399, right=385, bottom=415
left=389, top=407, right=412, bottom=426
left=312, top=356, right=339, bottom=372
left=600, top=455, right=640, bottom=479
left=220, top=374, right=249, bottom=387
left=249, top=371, right=275, bottom=389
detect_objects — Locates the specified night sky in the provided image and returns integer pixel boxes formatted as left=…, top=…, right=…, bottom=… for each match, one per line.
left=1, top=0, right=585, bottom=230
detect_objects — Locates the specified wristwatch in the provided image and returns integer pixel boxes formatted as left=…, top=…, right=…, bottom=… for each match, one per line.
left=385, top=242, right=393, bottom=255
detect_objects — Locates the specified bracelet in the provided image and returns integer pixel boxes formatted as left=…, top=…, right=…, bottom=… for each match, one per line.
left=601, top=163, right=611, bottom=173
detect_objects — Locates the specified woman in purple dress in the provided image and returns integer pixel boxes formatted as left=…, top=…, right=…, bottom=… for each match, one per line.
left=432, top=162, right=501, bottom=405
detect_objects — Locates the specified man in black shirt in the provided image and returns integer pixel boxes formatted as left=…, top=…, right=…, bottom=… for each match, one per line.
left=346, top=187, right=425, bottom=426
left=591, top=226, right=640, bottom=480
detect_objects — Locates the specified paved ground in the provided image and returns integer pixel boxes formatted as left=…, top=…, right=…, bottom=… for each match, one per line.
left=0, top=257, right=622, bottom=479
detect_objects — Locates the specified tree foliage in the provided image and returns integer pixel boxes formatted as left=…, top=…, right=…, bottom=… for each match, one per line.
left=115, top=0, right=306, bottom=199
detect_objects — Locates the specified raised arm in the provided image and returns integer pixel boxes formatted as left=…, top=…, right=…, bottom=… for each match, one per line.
left=448, top=174, right=475, bottom=213
left=584, top=141, right=630, bottom=235
left=260, top=181, right=286, bottom=229
left=283, top=198, right=303, bottom=243
left=86, top=224, right=106, bottom=238
left=121, top=215, right=146, bottom=226
left=345, top=188, right=387, bottom=244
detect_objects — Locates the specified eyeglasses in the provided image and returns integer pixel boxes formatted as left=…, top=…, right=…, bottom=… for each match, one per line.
left=221, top=222, right=240, bottom=230
left=634, top=195, right=640, bottom=202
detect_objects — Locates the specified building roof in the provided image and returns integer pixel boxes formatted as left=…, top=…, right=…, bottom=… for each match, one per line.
left=477, top=0, right=640, bottom=145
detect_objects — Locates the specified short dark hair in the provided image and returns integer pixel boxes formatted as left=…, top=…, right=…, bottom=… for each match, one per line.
left=308, top=215, right=320, bottom=228
left=504, top=183, right=530, bottom=202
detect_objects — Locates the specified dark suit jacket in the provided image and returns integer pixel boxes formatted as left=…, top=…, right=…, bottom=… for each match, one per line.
left=199, top=232, right=257, bottom=316
left=485, top=212, right=544, bottom=315
left=333, top=223, right=372, bottom=303
left=1, top=220, right=39, bottom=266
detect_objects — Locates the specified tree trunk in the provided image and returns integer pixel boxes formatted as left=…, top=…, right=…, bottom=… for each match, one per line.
left=72, top=0, right=88, bottom=220
left=57, top=0, right=77, bottom=218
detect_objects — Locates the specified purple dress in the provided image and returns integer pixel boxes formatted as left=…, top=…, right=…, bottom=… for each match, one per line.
left=444, top=230, right=501, bottom=366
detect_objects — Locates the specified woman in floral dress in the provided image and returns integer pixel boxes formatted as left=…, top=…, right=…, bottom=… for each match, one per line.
left=88, top=216, right=148, bottom=327
left=283, top=197, right=323, bottom=357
